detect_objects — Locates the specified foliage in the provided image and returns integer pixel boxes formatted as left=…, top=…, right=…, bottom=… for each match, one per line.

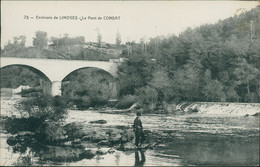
left=135, top=86, right=158, bottom=112
left=9, top=95, right=68, bottom=142
left=62, top=68, right=113, bottom=109
left=3, top=35, right=26, bottom=52
left=97, top=29, right=102, bottom=47
left=148, top=70, right=173, bottom=102
left=33, top=31, right=48, bottom=49
left=117, top=54, right=154, bottom=96
left=202, top=80, right=226, bottom=102
left=50, top=35, right=85, bottom=46
left=172, top=65, right=201, bottom=101
left=15, top=95, right=67, bottom=120
left=116, top=95, right=136, bottom=109
left=117, top=6, right=260, bottom=106
left=0, top=66, right=49, bottom=89
left=116, top=31, right=122, bottom=46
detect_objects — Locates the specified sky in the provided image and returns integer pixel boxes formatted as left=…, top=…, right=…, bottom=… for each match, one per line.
left=1, top=1, right=258, bottom=47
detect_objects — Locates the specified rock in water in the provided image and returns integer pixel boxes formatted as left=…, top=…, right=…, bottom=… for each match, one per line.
left=7, top=136, right=17, bottom=146
left=80, top=150, right=95, bottom=159
left=89, top=120, right=107, bottom=124
left=108, top=148, right=116, bottom=154
left=96, top=148, right=110, bottom=155
left=121, top=142, right=137, bottom=151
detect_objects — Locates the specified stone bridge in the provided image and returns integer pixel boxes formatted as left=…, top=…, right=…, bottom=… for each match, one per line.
left=1, top=57, right=121, bottom=96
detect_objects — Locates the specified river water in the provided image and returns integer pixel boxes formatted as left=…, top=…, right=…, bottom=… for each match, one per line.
left=0, top=98, right=259, bottom=166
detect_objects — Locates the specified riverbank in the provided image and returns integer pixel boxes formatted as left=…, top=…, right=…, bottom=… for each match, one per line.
left=1, top=97, right=259, bottom=117
left=0, top=114, right=172, bottom=165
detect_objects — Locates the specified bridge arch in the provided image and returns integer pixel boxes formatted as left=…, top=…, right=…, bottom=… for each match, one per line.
left=1, top=64, right=51, bottom=82
left=1, top=57, right=119, bottom=96
left=0, top=64, right=52, bottom=95
left=62, top=67, right=116, bottom=82
left=62, top=67, right=117, bottom=99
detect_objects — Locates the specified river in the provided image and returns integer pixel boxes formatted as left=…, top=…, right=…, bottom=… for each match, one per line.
left=0, top=98, right=259, bottom=166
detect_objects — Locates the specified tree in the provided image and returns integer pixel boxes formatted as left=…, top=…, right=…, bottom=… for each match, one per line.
left=33, top=31, right=48, bottom=49
left=13, top=36, right=26, bottom=49
left=3, top=36, right=26, bottom=52
left=140, top=37, right=147, bottom=54
left=202, top=79, right=226, bottom=102
left=116, top=30, right=121, bottom=46
left=201, top=69, right=226, bottom=101
left=135, top=86, right=158, bottom=112
left=117, top=54, right=154, bottom=96
left=50, top=35, right=85, bottom=46
left=149, top=70, right=173, bottom=102
left=0, top=66, right=49, bottom=89
left=96, top=28, right=102, bottom=47
left=62, top=68, right=112, bottom=109
left=3, top=40, right=14, bottom=52
left=172, top=64, right=201, bottom=101
left=233, top=58, right=259, bottom=102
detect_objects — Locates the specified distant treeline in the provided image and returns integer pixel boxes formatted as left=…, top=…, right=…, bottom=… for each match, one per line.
left=1, top=30, right=121, bottom=61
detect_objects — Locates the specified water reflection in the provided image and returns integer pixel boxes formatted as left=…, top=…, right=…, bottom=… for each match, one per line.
left=115, top=152, right=120, bottom=166
left=134, top=149, right=146, bottom=166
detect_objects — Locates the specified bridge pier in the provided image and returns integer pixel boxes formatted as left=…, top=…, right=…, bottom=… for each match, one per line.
left=109, top=82, right=118, bottom=99
left=51, top=81, right=62, bottom=96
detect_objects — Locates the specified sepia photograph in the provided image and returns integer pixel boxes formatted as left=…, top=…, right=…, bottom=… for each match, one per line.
left=1, top=1, right=259, bottom=166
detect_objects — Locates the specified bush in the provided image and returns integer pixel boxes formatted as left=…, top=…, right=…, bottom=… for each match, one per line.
left=245, top=92, right=259, bottom=103
left=21, top=88, right=43, bottom=97
left=15, top=95, right=67, bottom=121
left=62, top=69, right=112, bottom=109
left=8, top=95, right=68, bottom=143
left=135, top=86, right=158, bottom=112
left=116, top=95, right=136, bottom=109
left=73, top=95, right=91, bottom=109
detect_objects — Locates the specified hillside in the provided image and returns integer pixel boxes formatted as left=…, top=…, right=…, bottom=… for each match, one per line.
left=1, top=44, right=122, bottom=61
left=117, top=6, right=260, bottom=105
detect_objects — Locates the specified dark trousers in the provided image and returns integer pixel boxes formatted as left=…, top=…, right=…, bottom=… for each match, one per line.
left=135, top=130, right=144, bottom=146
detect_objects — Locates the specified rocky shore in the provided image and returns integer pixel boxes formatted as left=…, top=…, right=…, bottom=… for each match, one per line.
left=2, top=117, right=166, bottom=163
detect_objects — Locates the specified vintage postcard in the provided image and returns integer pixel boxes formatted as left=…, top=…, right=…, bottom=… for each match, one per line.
left=1, top=1, right=259, bottom=166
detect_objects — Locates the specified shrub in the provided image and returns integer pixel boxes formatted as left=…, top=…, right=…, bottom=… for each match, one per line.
left=245, top=92, right=259, bottom=103
left=15, top=95, right=67, bottom=121
left=135, top=86, right=158, bottom=112
left=116, top=95, right=136, bottom=109
left=74, top=95, right=91, bottom=109
left=7, top=95, right=68, bottom=143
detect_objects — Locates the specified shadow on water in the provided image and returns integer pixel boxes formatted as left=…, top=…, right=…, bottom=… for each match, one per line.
left=134, top=149, right=146, bottom=166
left=158, top=132, right=259, bottom=166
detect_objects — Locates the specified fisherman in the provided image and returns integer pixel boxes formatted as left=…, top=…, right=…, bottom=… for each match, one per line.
left=133, top=111, right=144, bottom=147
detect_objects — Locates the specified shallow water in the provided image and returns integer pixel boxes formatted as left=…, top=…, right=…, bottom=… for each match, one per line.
left=0, top=99, right=259, bottom=166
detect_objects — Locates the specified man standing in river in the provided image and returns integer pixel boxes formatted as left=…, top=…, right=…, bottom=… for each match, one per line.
left=133, top=112, right=144, bottom=147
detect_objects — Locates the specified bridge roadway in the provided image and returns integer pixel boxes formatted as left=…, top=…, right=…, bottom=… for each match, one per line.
left=1, top=57, right=120, bottom=96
